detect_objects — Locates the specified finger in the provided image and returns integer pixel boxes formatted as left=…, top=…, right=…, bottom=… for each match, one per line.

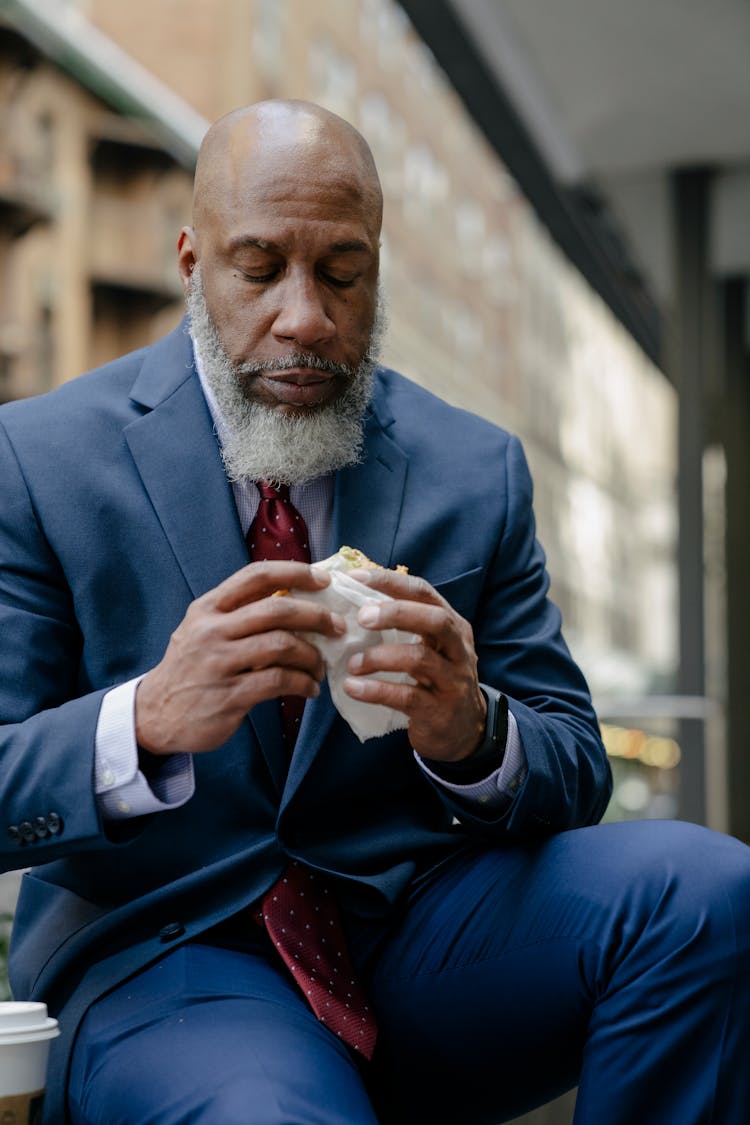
left=229, top=630, right=327, bottom=680
left=356, top=599, right=469, bottom=664
left=212, top=561, right=330, bottom=612
left=348, top=641, right=447, bottom=689
left=228, top=665, right=324, bottom=709
left=348, top=567, right=447, bottom=607
left=175, top=599, right=344, bottom=666
left=185, top=618, right=327, bottom=681
left=222, top=594, right=347, bottom=641
left=343, top=674, right=426, bottom=716
left=205, top=656, right=326, bottom=714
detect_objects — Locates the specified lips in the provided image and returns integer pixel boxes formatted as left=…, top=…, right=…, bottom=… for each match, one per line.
left=257, top=369, right=338, bottom=407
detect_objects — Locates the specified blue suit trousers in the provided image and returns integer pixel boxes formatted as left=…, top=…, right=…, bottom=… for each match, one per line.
left=68, top=820, right=750, bottom=1124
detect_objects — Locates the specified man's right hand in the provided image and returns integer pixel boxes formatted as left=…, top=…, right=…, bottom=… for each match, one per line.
left=135, top=561, right=344, bottom=755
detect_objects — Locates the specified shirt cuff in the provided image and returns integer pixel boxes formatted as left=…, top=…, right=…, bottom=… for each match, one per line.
left=416, top=708, right=527, bottom=811
left=95, top=677, right=195, bottom=820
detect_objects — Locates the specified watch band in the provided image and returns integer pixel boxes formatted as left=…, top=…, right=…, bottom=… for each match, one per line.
left=477, top=683, right=508, bottom=755
left=420, top=684, right=508, bottom=783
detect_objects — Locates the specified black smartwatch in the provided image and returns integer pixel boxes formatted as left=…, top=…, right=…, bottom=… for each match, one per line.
left=421, top=684, right=508, bottom=784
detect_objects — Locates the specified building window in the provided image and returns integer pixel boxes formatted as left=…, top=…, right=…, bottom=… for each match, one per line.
left=402, top=142, right=449, bottom=224
left=444, top=302, right=482, bottom=359
left=455, top=198, right=486, bottom=279
left=308, top=35, right=357, bottom=118
left=253, top=0, right=284, bottom=82
left=483, top=232, right=516, bottom=306
left=359, top=0, right=409, bottom=69
left=359, top=92, right=405, bottom=197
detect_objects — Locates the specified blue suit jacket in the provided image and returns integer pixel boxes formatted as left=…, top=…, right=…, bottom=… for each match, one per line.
left=0, top=323, right=610, bottom=1119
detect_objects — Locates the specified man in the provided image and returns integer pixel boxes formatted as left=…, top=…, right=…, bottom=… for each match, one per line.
left=0, top=100, right=748, bottom=1124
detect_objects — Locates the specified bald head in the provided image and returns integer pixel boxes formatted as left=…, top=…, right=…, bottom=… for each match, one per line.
left=192, top=100, right=382, bottom=236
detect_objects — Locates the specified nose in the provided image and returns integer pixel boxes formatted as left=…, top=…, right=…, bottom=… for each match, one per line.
left=271, top=272, right=336, bottom=347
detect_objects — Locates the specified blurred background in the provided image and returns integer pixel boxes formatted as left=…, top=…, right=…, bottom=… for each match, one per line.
left=0, top=2, right=748, bottom=1120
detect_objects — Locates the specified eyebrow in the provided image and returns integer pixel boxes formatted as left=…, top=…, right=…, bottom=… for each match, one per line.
left=227, top=235, right=372, bottom=256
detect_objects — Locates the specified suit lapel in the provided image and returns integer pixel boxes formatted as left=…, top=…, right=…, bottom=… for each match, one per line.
left=123, top=323, right=288, bottom=792
left=125, top=368, right=247, bottom=600
left=283, top=399, right=409, bottom=803
left=329, top=402, right=409, bottom=570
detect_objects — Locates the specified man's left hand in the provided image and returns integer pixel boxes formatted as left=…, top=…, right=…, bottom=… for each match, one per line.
left=343, top=568, right=487, bottom=762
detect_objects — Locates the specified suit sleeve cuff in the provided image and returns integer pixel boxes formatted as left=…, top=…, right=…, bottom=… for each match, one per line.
left=416, top=709, right=527, bottom=810
left=95, top=677, right=195, bottom=820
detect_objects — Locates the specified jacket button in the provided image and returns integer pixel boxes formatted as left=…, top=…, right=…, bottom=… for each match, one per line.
left=34, top=817, right=49, bottom=839
left=159, top=922, right=185, bottom=943
left=46, top=812, right=63, bottom=835
left=19, top=821, right=36, bottom=843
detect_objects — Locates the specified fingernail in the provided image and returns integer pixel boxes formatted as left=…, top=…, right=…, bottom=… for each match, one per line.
left=332, top=612, right=347, bottom=634
left=349, top=568, right=373, bottom=583
left=358, top=605, right=379, bottom=627
left=345, top=676, right=366, bottom=697
left=349, top=652, right=363, bottom=673
left=310, top=566, right=330, bottom=586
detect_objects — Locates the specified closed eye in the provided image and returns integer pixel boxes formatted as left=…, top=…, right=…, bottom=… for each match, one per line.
left=241, top=269, right=280, bottom=284
left=323, top=274, right=357, bottom=289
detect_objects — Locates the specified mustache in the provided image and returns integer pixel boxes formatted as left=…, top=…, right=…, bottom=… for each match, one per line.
left=236, top=353, right=357, bottom=379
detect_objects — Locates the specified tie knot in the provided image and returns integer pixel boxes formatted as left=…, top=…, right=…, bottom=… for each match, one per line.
left=257, top=480, right=291, bottom=503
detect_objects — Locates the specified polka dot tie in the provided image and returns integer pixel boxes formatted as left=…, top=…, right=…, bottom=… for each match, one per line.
left=248, top=480, right=310, bottom=565
left=246, top=482, right=378, bottom=1059
left=260, top=861, right=378, bottom=1060
left=247, top=481, right=310, bottom=748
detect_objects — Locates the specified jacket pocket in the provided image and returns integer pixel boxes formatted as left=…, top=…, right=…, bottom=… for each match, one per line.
left=432, top=566, right=484, bottom=621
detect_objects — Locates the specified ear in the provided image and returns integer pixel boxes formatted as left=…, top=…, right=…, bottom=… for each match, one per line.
left=177, top=227, right=198, bottom=293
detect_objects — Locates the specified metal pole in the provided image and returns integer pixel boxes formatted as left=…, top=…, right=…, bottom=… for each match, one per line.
left=723, top=277, right=750, bottom=842
left=671, top=169, right=712, bottom=825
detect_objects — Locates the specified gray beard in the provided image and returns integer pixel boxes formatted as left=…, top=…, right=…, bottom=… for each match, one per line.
left=187, top=266, right=386, bottom=486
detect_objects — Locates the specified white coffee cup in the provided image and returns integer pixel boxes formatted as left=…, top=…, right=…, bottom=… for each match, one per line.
left=0, top=1002, right=59, bottom=1123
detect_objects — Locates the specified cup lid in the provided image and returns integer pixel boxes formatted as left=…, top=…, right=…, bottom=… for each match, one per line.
left=0, top=1002, right=58, bottom=1036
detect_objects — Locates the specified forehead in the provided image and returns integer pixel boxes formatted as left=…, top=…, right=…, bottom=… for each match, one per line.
left=212, top=139, right=380, bottom=250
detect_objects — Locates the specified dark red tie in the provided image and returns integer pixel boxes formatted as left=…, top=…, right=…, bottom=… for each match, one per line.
left=247, top=481, right=310, bottom=747
left=246, top=482, right=378, bottom=1059
left=258, top=860, right=378, bottom=1059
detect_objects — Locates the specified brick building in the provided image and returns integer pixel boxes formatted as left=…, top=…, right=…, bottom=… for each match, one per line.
left=0, top=8, right=199, bottom=400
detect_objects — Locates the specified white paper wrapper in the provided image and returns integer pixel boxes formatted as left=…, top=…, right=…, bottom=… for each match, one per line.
left=290, top=552, right=418, bottom=742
